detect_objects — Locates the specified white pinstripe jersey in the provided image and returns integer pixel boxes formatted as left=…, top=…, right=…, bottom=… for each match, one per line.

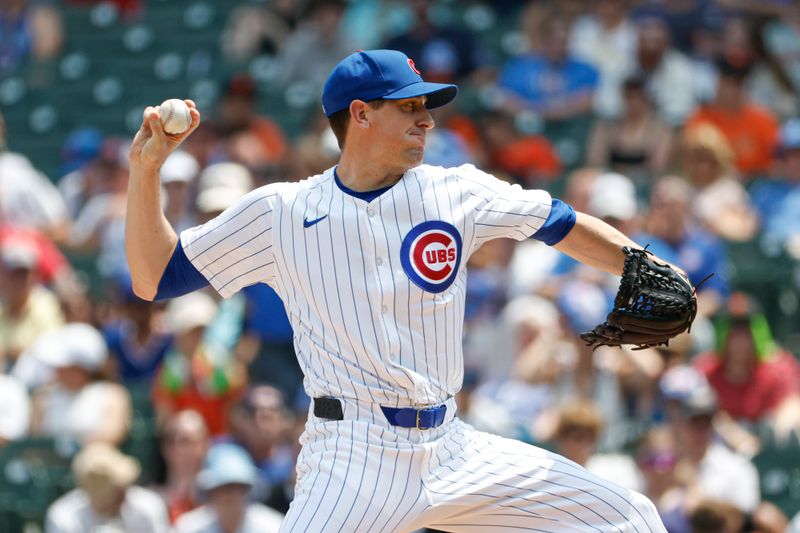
left=181, top=164, right=552, bottom=406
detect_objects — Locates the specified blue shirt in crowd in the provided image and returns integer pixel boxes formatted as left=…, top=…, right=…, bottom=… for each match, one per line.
left=242, top=283, right=294, bottom=344
left=103, top=321, right=174, bottom=385
left=498, top=55, right=599, bottom=112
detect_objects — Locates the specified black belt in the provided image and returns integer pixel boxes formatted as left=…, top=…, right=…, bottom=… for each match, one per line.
left=313, top=397, right=447, bottom=430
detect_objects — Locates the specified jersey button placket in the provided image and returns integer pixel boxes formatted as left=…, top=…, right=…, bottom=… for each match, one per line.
left=367, top=202, right=398, bottom=361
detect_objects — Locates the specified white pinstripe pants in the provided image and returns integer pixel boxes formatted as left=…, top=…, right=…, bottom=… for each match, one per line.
left=280, top=399, right=666, bottom=532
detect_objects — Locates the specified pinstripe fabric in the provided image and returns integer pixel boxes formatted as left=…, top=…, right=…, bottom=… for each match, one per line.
left=181, top=164, right=551, bottom=406
left=180, top=163, right=666, bottom=532
left=280, top=405, right=665, bottom=532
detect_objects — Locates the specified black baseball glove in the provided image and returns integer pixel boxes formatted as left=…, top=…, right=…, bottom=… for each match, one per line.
left=580, top=247, right=699, bottom=350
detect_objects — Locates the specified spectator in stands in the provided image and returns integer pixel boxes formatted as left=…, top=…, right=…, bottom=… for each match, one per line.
left=532, top=279, right=648, bottom=452
left=631, top=9, right=696, bottom=126
left=498, top=5, right=598, bottom=125
left=550, top=172, right=678, bottom=301
left=66, top=137, right=131, bottom=280
left=213, top=74, right=288, bottom=170
left=29, top=323, right=132, bottom=446
left=751, top=118, right=800, bottom=259
left=422, top=125, right=474, bottom=169
left=467, top=295, right=562, bottom=444
left=759, top=3, right=800, bottom=102
left=0, top=237, right=64, bottom=366
left=236, top=282, right=299, bottom=401
left=102, top=275, right=173, bottom=387
left=551, top=400, right=643, bottom=491
left=694, top=293, right=800, bottom=432
left=383, top=0, right=487, bottom=85
left=507, top=167, right=596, bottom=296
left=0, top=373, right=30, bottom=446
left=586, top=75, right=674, bottom=183
left=686, top=57, right=780, bottom=178
left=293, top=112, right=343, bottom=177
left=686, top=498, right=788, bottom=533
left=679, top=122, right=759, bottom=242
left=154, top=409, right=209, bottom=524
left=0, top=224, right=88, bottom=321
left=221, top=0, right=307, bottom=62
left=58, top=127, right=105, bottom=219
left=226, top=386, right=296, bottom=513
left=637, top=176, right=728, bottom=317
left=667, top=385, right=761, bottom=515
left=635, top=426, right=691, bottom=533
left=45, top=442, right=169, bottom=533
left=180, top=122, right=223, bottom=170
left=584, top=172, right=647, bottom=242
left=194, top=161, right=254, bottom=225
left=160, top=150, right=200, bottom=233
left=719, top=16, right=798, bottom=121
left=0, top=0, right=63, bottom=74
left=687, top=499, right=746, bottom=533
left=0, top=118, right=70, bottom=242
left=552, top=399, right=602, bottom=466
left=655, top=0, right=724, bottom=56
left=568, top=0, right=638, bottom=119
left=680, top=6, right=723, bottom=106
left=457, top=235, right=515, bottom=380
left=477, top=110, right=562, bottom=188
left=274, top=0, right=354, bottom=95
left=174, top=442, right=284, bottom=533
left=153, top=292, right=246, bottom=436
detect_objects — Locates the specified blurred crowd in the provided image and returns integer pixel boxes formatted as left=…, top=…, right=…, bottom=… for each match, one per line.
left=2, top=0, right=800, bottom=532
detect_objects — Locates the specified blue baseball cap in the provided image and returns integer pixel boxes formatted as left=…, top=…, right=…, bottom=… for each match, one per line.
left=321, top=49, right=458, bottom=117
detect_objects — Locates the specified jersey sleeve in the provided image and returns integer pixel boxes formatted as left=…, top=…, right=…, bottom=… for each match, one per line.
left=456, top=164, right=554, bottom=250
left=180, top=184, right=282, bottom=298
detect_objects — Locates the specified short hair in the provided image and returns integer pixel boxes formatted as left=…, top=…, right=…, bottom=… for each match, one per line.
left=554, top=400, right=603, bottom=440
left=682, top=123, right=735, bottom=173
left=689, top=499, right=744, bottom=533
left=161, top=409, right=209, bottom=443
left=328, top=99, right=385, bottom=150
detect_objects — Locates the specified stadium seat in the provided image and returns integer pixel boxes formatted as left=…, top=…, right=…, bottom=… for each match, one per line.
left=122, top=24, right=156, bottom=54
left=0, top=437, right=78, bottom=528
left=752, top=428, right=800, bottom=518
left=59, top=52, right=92, bottom=83
left=726, top=237, right=800, bottom=351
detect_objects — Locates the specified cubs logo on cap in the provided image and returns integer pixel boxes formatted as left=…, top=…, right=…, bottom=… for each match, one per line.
left=400, top=221, right=462, bottom=293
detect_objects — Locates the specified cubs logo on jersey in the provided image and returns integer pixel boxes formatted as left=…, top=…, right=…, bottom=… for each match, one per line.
left=400, top=220, right=462, bottom=293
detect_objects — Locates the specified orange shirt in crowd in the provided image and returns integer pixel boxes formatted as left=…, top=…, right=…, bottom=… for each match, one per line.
left=491, top=136, right=562, bottom=184
left=687, top=105, right=779, bottom=177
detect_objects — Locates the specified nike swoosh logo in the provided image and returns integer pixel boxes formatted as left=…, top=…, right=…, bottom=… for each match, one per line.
left=303, top=215, right=328, bottom=228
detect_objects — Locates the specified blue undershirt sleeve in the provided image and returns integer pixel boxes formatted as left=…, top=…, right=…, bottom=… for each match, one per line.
left=531, top=198, right=576, bottom=246
left=154, top=242, right=211, bottom=300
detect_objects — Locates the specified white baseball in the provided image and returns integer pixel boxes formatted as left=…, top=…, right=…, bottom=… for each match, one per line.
left=158, top=99, right=191, bottom=135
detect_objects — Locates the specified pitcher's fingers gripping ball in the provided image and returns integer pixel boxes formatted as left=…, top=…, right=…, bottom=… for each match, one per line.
left=580, top=246, right=699, bottom=350
left=158, top=98, right=193, bottom=135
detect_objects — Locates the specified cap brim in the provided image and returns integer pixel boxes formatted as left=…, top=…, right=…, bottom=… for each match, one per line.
left=382, top=82, right=458, bottom=110
left=197, top=471, right=254, bottom=491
